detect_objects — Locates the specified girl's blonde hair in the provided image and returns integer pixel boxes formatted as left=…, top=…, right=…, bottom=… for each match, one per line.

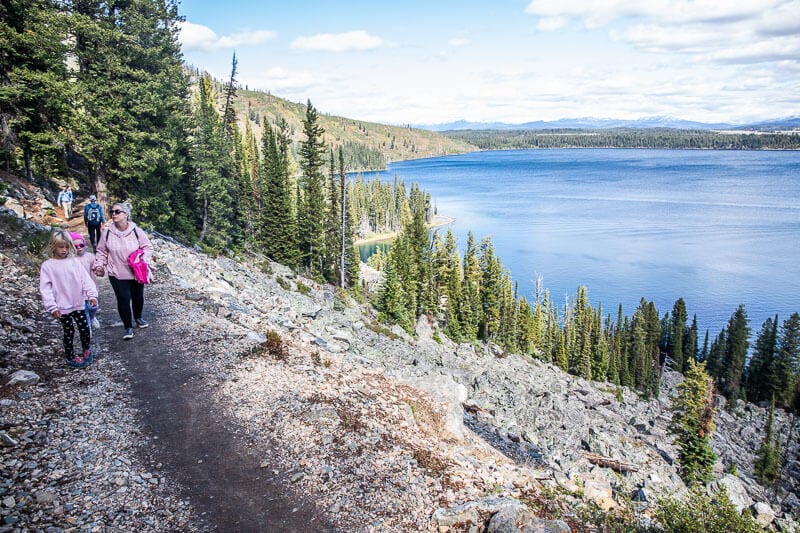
left=46, top=229, right=77, bottom=258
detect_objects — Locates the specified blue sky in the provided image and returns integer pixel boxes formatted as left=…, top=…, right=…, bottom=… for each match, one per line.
left=177, top=0, right=800, bottom=125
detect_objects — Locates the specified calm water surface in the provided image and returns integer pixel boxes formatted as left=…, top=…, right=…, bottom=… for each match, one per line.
left=357, top=149, right=800, bottom=337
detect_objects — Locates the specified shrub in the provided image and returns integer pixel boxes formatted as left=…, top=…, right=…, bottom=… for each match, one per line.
left=265, top=330, right=289, bottom=360
left=275, top=276, right=291, bottom=291
left=296, top=281, right=311, bottom=295
left=655, top=486, right=763, bottom=533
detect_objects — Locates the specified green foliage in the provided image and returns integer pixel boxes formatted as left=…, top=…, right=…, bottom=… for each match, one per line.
left=670, top=359, right=717, bottom=485
left=655, top=486, right=764, bottom=533
left=275, top=276, right=291, bottom=291
left=295, top=281, right=311, bottom=296
left=297, top=100, right=327, bottom=276
left=445, top=128, right=800, bottom=151
left=753, top=399, right=781, bottom=485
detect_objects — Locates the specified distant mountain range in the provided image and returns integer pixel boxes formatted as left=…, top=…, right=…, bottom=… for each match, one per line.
left=418, top=116, right=800, bottom=132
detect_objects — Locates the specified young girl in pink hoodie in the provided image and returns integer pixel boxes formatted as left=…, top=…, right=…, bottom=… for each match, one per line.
left=40, top=229, right=98, bottom=368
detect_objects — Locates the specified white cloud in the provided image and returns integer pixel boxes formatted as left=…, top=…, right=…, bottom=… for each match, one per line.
left=178, top=21, right=276, bottom=51
left=536, top=16, right=568, bottom=31
left=448, top=37, right=469, bottom=47
left=525, top=0, right=800, bottom=67
left=291, top=30, right=383, bottom=52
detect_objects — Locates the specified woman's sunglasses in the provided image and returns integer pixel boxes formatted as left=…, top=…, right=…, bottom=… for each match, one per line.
left=111, top=209, right=125, bottom=215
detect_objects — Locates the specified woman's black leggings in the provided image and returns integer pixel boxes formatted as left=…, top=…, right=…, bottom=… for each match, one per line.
left=109, top=276, right=144, bottom=329
left=59, top=310, right=91, bottom=357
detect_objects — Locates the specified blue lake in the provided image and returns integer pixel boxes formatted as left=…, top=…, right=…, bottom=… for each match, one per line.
left=356, top=149, right=800, bottom=337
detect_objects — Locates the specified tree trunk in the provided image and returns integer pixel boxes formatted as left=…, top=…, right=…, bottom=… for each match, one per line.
left=93, top=162, right=109, bottom=214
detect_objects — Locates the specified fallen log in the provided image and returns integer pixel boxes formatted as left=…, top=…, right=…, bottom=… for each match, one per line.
left=582, top=452, right=640, bottom=473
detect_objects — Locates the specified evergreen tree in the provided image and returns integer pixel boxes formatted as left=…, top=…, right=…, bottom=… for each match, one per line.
left=340, top=148, right=360, bottom=289
left=0, top=0, right=70, bottom=180
left=753, top=399, right=781, bottom=485
left=259, top=118, right=296, bottom=265
left=670, top=298, right=688, bottom=372
left=745, top=316, right=778, bottom=403
left=323, top=149, right=342, bottom=283
left=670, top=359, right=718, bottom=485
left=297, top=100, right=327, bottom=276
left=719, top=305, right=750, bottom=400
left=774, top=313, right=800, bottom=407
left=459, top=231, right=481, bottom=340
left=220, top=51, right=238, bottom=136
left=71, top=0, right=191, bottom=226
left=191, top=74, right=233, bottom=252
left=478, top=237, right=503, bottom=341
left=684, top=314, right=699, bottom=367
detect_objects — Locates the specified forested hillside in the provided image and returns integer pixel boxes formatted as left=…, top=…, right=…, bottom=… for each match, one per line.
left=211, top=75, right=475, bottom=172
left=0, top=0, right=458, bottom=272
left=445, top=128, right=800, bottom=150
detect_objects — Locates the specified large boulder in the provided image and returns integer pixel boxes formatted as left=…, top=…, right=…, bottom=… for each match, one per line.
left=708, top=474, right=753, bottom=513
left=410, top=374, right=468, bottom=441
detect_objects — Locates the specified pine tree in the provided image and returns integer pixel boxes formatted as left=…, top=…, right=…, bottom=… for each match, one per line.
left=753, top=399, right=780, bottom=485
left=774, top=312, right=800, bottom=407
left=71, top=0, right=191, bottom=225
left=192, top=74, right=233, bottom=252
left=323, top=149, right=342, bottom=283
left=221, top=52, right=238, bottom=136
left=340, top=148, right=360, bottom=289
left=671, top=359, right=718, bottom=485
left=0, top=0, right=70, bottom=180
left=670, top=298, right=688, bottom=372
left=297, top=100, right=327, bottom=276
left=745, top=316, right=778, bottom=403
left=479, top=237, right=503, bottom=341
left=719, top=305, right=750, bottom=400
left=260, top=118, right=296, bottom=265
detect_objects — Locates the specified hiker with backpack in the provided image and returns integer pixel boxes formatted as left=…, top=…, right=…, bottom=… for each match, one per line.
left=57, top=186, right=73, bottom=220
left=83, top=195, right=105, bottom=250
left=93, top=202, right=153, bottom=341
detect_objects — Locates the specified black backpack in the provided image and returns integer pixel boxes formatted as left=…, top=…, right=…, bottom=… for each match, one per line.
left=86, top=204, right=101, bottom=225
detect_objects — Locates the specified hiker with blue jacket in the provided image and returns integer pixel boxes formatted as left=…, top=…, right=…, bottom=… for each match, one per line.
left=57, top=186, right=73, bottom=220
left=83, top=195, right=105, bottom=250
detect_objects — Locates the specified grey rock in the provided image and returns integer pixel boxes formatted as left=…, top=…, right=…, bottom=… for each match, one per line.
left=488, top=505, right=571, bottom=533
left=6, top=370, right=40, bottom=386
left=751, top=501, right=775, bottom=527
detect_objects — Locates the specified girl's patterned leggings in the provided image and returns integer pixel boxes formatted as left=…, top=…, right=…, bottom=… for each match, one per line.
left=59, top=310, right=91, bottom=357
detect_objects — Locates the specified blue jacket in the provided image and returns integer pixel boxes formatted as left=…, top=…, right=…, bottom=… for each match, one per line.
left=57, top=190, right=73, bottom=204
left=83, top=202, right=105, bottom=226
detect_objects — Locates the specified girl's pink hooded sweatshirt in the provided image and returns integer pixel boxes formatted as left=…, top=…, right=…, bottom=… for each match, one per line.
left=40, top=257, right=99, bottom=314
left=92, top=222, right=153, bottom=280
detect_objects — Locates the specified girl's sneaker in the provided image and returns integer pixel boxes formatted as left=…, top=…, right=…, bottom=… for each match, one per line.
left=82, top=349, right=94, bottom=366
left=66, top=354, right=86, bottom=368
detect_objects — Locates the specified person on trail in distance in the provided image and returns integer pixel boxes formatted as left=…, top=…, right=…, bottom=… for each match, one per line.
left=40, top=229, right=98, bottom=368
left=71, top=232, right=100, bottom=331
left=92, top=202, right=153, bottom=341
left=83, top=195, right=105, bottom=250
left=57, top=186, right=73, bottom=220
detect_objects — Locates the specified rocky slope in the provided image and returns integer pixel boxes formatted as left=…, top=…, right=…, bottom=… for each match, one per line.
left=1, top=191, right=799, bottom=531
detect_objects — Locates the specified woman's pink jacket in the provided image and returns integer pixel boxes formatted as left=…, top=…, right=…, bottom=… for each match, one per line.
left=92, top=222, right=153, bottom=280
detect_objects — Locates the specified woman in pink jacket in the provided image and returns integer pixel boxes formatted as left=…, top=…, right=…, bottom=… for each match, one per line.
left=40, top=229, right=98, bottom=368
left=92, top=202, right=154, bottom=340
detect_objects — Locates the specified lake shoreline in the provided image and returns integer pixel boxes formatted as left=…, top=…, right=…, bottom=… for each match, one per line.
left=354, top=214, right=455, bottom=246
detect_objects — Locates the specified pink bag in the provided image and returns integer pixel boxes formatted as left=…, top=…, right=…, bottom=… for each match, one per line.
left=127, top=249, right=151, bottom=284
